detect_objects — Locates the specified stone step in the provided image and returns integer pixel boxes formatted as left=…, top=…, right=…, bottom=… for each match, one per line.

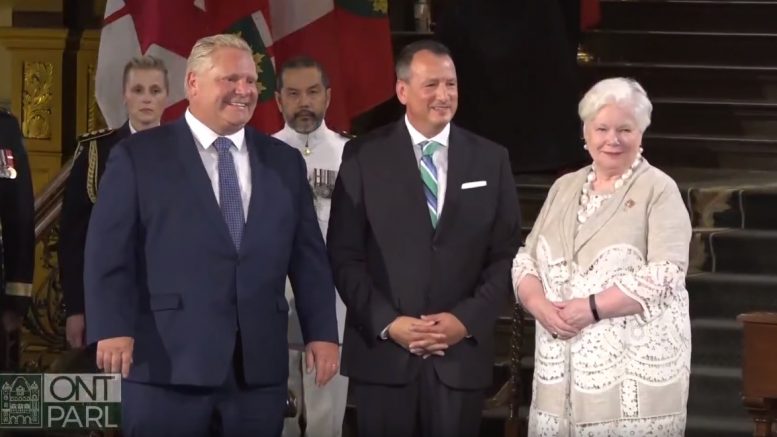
left=515, top=176, right=556, bottom=229
left=690, top=228, right=777, bottom=273
left=686, top=415, right=752, bottom=437
left=691, top=318, right=743, bottom=368
left=599, top=0, right=777, bottom=33
left=579, top=62, right=777, bottom=105
left=642, top=134, right=777, bottom=171
left=650, top=98, right=777, bottom=140
left=516, top=167, right=777, bottom=229
left=687, top=272, right=777, bottom=319
left=707, top=229, right=777, bottom=273
left=741, top=186, right=777, bottom=229
left=688, top=365, right=750, bottom=425
left=582, top=30, right=777, bottom=67
left=674, top=167, right=777, bottom=229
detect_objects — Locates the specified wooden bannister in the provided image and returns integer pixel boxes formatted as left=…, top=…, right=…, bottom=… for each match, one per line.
left=34, top=157, right=72, bottom=240
left=738, top=312, right=777, bottom=436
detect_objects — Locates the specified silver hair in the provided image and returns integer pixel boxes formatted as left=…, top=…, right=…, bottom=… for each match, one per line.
left=578, top=77, right=653, bottom=132
left=184, top=34, right=253, bottom=95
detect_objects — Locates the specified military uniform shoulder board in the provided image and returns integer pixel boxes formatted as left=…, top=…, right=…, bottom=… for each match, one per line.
left=76, top=128, right=113, bottom=203
left=77, top=127, right=115, bottom=144
left=74, top=127, right=114, bottom=159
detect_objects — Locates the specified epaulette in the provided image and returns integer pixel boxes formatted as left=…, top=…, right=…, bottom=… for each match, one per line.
left=77, top=127, right=115, bottom=143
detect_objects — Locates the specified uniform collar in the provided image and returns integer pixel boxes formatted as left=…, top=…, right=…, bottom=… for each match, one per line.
left=280, top=120, right=330, bottom=151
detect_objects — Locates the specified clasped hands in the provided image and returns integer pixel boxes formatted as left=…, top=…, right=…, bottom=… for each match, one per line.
left=387, top=313, right=467, bottom=358
left=530, top=297, right=595, bottom=341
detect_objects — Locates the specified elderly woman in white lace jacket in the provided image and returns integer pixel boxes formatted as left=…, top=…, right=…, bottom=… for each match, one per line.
left=512, top=77, right=692, bottom=436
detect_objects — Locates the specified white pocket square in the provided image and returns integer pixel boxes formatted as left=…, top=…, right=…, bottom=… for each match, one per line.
left=461, top=181, right=487, bottom=189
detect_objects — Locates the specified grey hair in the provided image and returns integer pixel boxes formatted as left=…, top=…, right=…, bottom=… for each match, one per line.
left=578, top=77, right=653, bottom=132
left=395, top=39, right=452, bottom=82
left=185, top=34, right=253, bottom=94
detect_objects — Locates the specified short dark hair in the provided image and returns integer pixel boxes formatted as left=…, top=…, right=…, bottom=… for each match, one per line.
left=276, top=56, right=330, bottom=91
left=395, top=39, right=452, bottom=81
left=122, top=55, right=169, bottom=92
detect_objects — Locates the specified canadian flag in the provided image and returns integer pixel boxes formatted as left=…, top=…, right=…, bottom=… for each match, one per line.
left=95, top=0, right=394, bottom=134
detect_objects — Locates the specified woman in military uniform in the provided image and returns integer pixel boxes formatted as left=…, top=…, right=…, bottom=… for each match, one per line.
left=0, top=107, right=35, bottom=371
left=59, top=55, right=169, bottom=349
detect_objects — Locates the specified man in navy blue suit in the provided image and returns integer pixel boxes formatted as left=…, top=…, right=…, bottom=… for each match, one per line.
left=84, top=34, right=339, bottom=436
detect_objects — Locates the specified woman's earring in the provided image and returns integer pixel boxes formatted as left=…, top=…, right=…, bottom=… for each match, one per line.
left=583, top=144, right=588, bottom=150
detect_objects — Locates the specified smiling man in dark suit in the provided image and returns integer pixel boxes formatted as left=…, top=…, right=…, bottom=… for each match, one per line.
left=327, top=40, right=523, bottom=436
left=84, top=34, right=339, bottom=437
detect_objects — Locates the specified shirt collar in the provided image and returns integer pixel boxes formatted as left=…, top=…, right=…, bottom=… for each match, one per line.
left=404, top=114, right=450, bottom=148
left=280, top=119, right=329, bottom=150
left=185, top=109, right=245, bottom=150
left=128, top=120, right=160, bottom=135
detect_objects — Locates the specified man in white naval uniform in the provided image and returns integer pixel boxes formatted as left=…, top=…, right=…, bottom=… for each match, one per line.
left=274, top=56, right=348, bottom=437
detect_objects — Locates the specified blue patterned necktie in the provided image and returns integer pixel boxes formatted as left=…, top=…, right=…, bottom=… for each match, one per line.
left=419, top=140, right=441, bottom=228
left=213, top=137, right=244, bottom=250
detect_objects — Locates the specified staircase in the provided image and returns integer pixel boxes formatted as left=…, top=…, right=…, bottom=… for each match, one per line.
left=485, top=1, right=777, bottom=435
left=579, top=0, right=777, bottom=171
left=342, top=1, right=777, bottom=435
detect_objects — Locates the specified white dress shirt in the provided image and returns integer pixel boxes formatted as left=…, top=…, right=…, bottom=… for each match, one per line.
left=405, top=114, right=450, bottom=216
left=185, top=109, right=252, bottom=220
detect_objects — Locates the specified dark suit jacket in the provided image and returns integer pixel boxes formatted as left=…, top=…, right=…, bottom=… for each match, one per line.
left=327, top=120, right=522, bottom=390
left=60, top=122, right=131, bottom=317
left=0, top=109, right=34, bottom=318
left=84, top=117, right=338, bottom=387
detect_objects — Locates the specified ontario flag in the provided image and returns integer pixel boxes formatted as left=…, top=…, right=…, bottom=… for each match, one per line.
left=95, top=0, right=395, bottom=134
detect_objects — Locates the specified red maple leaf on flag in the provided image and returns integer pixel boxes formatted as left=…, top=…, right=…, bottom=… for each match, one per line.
left=96, top=0, right=392, bottom=135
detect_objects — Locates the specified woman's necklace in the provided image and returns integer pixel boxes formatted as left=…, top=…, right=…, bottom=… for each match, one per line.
left=577, top=150, right=643, bottom=224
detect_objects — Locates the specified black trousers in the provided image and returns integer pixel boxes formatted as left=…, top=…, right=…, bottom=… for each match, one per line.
left=352, top=360, right=484, bottom=437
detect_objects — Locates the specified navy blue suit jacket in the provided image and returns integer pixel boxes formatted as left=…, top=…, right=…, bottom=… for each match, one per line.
left=84, top=117, right=338, bottom=387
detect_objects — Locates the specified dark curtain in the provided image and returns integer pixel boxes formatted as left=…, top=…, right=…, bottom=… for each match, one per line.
left=436, top=0, right=587, bottom=173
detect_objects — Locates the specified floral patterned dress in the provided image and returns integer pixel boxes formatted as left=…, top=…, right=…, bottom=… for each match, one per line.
left=512, top=162, right=692, bottom=436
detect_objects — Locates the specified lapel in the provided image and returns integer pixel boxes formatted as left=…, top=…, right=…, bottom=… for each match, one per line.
left=433, top=125, right=471, bottom=241
left=240, top=127, right=265, bottom=253
left=115, top=121, right=132, bottom=142
left=573, top=161, right=651, bottom=255
left=170, top=118, right=234, bottom=249
left=375, top=121, right=435, bottom=239
left=558, top=169, right=587, bottom=261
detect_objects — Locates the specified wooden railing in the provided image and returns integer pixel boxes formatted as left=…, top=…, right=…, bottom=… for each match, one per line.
left=18, top=157, right=73, bottom=372
left=34, top=157, right=73, bottom=240
left=505, top=302, right=526, bottom=436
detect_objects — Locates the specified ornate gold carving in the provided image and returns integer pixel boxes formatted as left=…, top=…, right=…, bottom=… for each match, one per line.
left=577, top=44, right=595, bottom=64
left=20, top=223, right=67, bottom=372
left=21, top=61, right=54, bottom=140
left=87, top=63, right=107, bottom=132
left=372, top=0, right=389, bottom=14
